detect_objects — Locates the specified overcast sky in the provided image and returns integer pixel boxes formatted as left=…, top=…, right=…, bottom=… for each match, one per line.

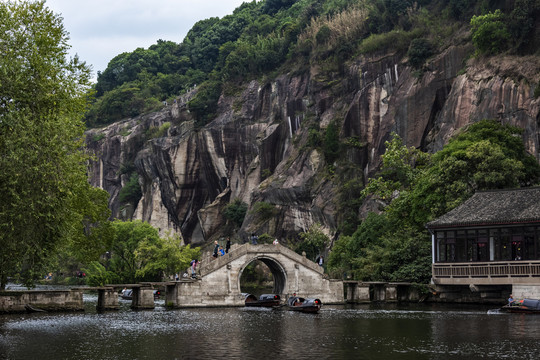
left=45, top=0, right=249, bottom=80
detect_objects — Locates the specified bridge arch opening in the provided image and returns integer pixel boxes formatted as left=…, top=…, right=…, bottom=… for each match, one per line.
left=238, top=256, right=287, bottom=295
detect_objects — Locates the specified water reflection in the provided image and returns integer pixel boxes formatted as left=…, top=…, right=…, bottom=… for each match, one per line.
left=1, top=295, right=540, bottom=360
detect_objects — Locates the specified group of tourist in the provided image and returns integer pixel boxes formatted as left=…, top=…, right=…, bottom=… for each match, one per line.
left=213, top=237, right=231, bottom=259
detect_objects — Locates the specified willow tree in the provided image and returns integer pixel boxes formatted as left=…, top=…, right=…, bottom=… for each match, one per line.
left=0, top=1, right=110, bottom=289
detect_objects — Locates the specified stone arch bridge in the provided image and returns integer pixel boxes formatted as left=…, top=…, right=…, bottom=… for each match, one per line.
left=165, top=244, right=344, bottom=307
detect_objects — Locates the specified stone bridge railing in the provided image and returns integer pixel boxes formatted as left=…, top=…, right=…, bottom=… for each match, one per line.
left=199, top=243, right=323, bottom=276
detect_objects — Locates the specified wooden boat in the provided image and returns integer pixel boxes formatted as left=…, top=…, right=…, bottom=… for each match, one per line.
left=120, top=289, right=133, bottom=300
left=243, top=293, right=281, bottom=307
left=286, top=296, right=322, bottom=313
left=25, top=304, right=46, bottom=313
left=501, top=299, right=540, bottom=314
left=120, top=289, right=161, bottom=300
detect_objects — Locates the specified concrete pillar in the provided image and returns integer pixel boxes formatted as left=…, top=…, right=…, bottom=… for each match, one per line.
left=385, top=285, right=398, bottom=302
left=294, top=264, right=299, bottom=293
left=372, top=284, right=386, bottom=301
left=131, top=288, right=155, bottom=310
left=97, top=287, right=119, bottom=311
left=356, top=285, right=370, bottom=302
left=227, top=264, right=232, bottom=293
left=346, top=282, right=370, bottom=303
left=165, top=283, right=178, bottom=308
left=346, top=282, right=356, bottom=302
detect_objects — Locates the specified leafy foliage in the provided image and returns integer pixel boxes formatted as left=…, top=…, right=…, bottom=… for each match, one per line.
left=85, top=0, right=540, bottom=126
left=145, top=122, right=171, bottom=140
left=294, top=223, right=330, bottom=261
left=118, top=173, right=142, bottom=205
left=506, top=0, right=540, bottom=54
left=470, top=10, right=510, bottom=55
left=87, top=220, right=201, bottom=283
left=323, top=121, right=340, bottom=165
left=84, top=261, right=120, bottom=287
left=250, top=202, right=278, bottom=222
left=0, top=0, right=110, bottom=289
left=328, top=120, right=540, bottom=283
left=407, top=38, right=433, bottom=69
left=223, top=199, right=248, bottom=228
left=135, top=234, right=200, bottom=280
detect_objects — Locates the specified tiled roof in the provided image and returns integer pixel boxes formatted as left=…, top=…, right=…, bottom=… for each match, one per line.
left=426, top=187, right=540, bottom=229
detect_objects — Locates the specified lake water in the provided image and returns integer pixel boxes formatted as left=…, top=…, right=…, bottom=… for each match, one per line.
left=1, top=292, right=539, bottom=360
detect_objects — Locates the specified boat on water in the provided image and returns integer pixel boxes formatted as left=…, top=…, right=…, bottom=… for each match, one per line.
left=243, top=293, right=281, bottom=307
left=286, top=296, right=322, bottom=313
left=500, top=299, right=540, bottom=314
left=120, top=289, right=161, bottom=300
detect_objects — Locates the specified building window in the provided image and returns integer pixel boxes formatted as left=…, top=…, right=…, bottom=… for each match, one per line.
left=536, top=226, right=540, bottom=259
left=476, top=229, right=489, bottom=262
left=435, top=226, right=540, bottom=263
left=524, top=227, right=535, bottom=260
left=437, top=232, right=446, bottom=262
left=511, top=227, right=523, bottom=260
left=499, top=228, right=512, bottom=261
left=456, top=230, right=467, bottom=262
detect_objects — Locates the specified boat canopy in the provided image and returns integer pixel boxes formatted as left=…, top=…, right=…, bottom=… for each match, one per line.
left=522, top=299, right=540, bottom=310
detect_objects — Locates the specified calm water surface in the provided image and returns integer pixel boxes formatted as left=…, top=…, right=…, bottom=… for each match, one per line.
left=1, top=289, right=539, bottom=360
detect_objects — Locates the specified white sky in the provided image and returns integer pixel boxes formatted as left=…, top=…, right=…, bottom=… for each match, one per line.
left=45, top=0, right=249, bottom=80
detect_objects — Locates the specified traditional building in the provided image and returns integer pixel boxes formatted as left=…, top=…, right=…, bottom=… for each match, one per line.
left=426, top=187, right=540, bottom=297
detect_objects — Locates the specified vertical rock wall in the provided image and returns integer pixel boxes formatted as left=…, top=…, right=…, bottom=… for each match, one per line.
left=86, top=45, right=540, bottom=245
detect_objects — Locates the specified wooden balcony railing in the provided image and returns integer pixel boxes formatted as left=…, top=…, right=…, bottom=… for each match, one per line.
left=432, top=261, right=540, bottom=285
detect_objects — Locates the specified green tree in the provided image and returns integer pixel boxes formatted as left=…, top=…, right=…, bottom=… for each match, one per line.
left=363, top=132, right=430, bottom=204
left=135, top=233, right=200, bottom=280
left=408, top=120, right=540, bottom=221
left=295, top=223, right=330, bottom=261
left=407, top=38, right=433, bottom=69
left=506, top=0, right=540, bottom=54
left=328, top=212, right=391, bottom=277
left=329, top=120, right=540, bottom=283
left=470, top=9, right=510, bottom=55
left=0, top=0, right=110, bottom=289
left=101, top=220, right=199, bottom=283
left=354, top=225, right=431, bottom=283
left=107, top=220, right=161, bottom=283
left=84, top=261, right=120, bottom=287
left=118, top=173, right=142, bottom=205
left=323, top=121, right=340, bottom=165
left=223, top=199, right=248, bottom=228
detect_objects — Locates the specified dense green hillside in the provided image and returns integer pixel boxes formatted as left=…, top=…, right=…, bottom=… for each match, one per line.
left=85, top=0, right=540, bottom=128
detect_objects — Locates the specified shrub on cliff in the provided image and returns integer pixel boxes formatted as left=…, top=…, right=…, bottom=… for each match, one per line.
left=119, top=173, right=142, bottom=205
left=470, top=10, right=510, bottom=55
left=224, top=199, right=248, bottom=228
left=250, top=202, right=278, bottom=223
left=407, top=38, right=433, bottom=69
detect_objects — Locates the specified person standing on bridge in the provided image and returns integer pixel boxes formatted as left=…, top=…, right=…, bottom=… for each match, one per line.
left=225, top=237, right=231, bottom=253
left=191, top=259, right=199, bottom=278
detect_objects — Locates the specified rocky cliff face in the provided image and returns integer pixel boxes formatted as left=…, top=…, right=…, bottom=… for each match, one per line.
left=86, top=41, right=540, bottom=246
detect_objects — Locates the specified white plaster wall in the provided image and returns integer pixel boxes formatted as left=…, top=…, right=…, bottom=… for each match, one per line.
left=512, top=284, right=540, bottom=299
